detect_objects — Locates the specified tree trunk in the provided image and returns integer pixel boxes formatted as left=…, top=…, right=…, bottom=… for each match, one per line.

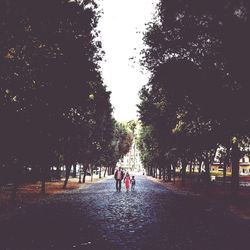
left=189, top=162, right=192, bottom=175
left=72, top=164, right=77, bottom=178
left=181, top=161, right=187, bottom=186
left=166, top=162, right=171, bottom=182
left=223, top=161, right=227, bottom=187
left=162, top=166, right=166, bottom=181
left=63, top=164, right=72, bottom=189
left=110, top=166, right=114, bottom=175
left=231, top=142, right=240, bottom=194
left=189, top=161, right=194, bottom=183
left=104, top=167, right=108, bottom=177
left=159, top=167, right=162, bottom=179
left=173, top=164, right=176, bottom=184
left=150, top=166, right=153, bottom=176
left=78, top=165, right=82, bottom=183
left=197, top=161, right=202, bottom=184
left=99, top=166, right=102, bottom=179
left=82, top=165, right=87, bottom=183
left=204, top=159, right=210, bottom=184
left=198, top=161, right=202, bottom=174
left=56, top=166, right=61, bottom=180
left=192, top=164, right=195, bottom=173
left=91, top=165, right=94, bottom=182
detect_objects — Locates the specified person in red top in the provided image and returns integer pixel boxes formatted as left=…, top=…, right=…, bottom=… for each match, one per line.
left=124, top=172, right=131, bottom=192
left=114, top=167, right=124, bottom=192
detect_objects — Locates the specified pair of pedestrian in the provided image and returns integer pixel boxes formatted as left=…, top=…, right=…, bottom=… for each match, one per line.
left=124, top=173, right=136, bottom=192
left=114, top=167, right=136, bottom=192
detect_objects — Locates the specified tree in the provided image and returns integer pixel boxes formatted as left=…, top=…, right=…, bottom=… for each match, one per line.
left=139, top=0, right=250, bottom=192
left=0, top=0, right=110, bottom=195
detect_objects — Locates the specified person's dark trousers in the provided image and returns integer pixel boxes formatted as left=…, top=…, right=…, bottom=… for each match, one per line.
left=116, top=179, right=122, bottom=191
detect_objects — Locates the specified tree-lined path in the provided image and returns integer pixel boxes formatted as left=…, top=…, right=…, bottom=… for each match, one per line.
left=0, top=176, right=249, bottom=250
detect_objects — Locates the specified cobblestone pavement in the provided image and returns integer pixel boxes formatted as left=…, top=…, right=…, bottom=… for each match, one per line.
left=0, top=175, right=250, bottom=250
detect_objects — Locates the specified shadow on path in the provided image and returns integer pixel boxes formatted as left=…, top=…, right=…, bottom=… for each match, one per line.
left=0, top=176, right=249, bottom=250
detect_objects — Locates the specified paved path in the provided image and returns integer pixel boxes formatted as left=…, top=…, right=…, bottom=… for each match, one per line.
left=0, top=176, right=249, bottom=250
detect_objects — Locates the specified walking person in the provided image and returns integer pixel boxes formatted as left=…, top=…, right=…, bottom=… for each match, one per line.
left=131, top=176, right=136, bottom=191
left=114, top=167, right=124, bottom=192
left=124, top=172, right=131, bottom=192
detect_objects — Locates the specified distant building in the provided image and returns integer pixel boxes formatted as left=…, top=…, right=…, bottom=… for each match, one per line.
left=210, top=155, right=250, bottom=175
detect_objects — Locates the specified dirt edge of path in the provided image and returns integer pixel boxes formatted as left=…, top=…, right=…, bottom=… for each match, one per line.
left=0, top=176, right=107, bottom=219
left=147, top=176, right=250, bottom=221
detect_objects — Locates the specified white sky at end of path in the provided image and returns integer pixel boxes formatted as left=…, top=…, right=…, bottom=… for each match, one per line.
left=96, top=0, right=159, bottom=122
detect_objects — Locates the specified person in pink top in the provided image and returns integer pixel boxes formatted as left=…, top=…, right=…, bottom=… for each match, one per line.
left=124, top=172, right=131, bottom=192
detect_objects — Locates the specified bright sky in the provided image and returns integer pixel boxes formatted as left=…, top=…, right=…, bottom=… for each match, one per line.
left=97, top=0, right=158, bottom=122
